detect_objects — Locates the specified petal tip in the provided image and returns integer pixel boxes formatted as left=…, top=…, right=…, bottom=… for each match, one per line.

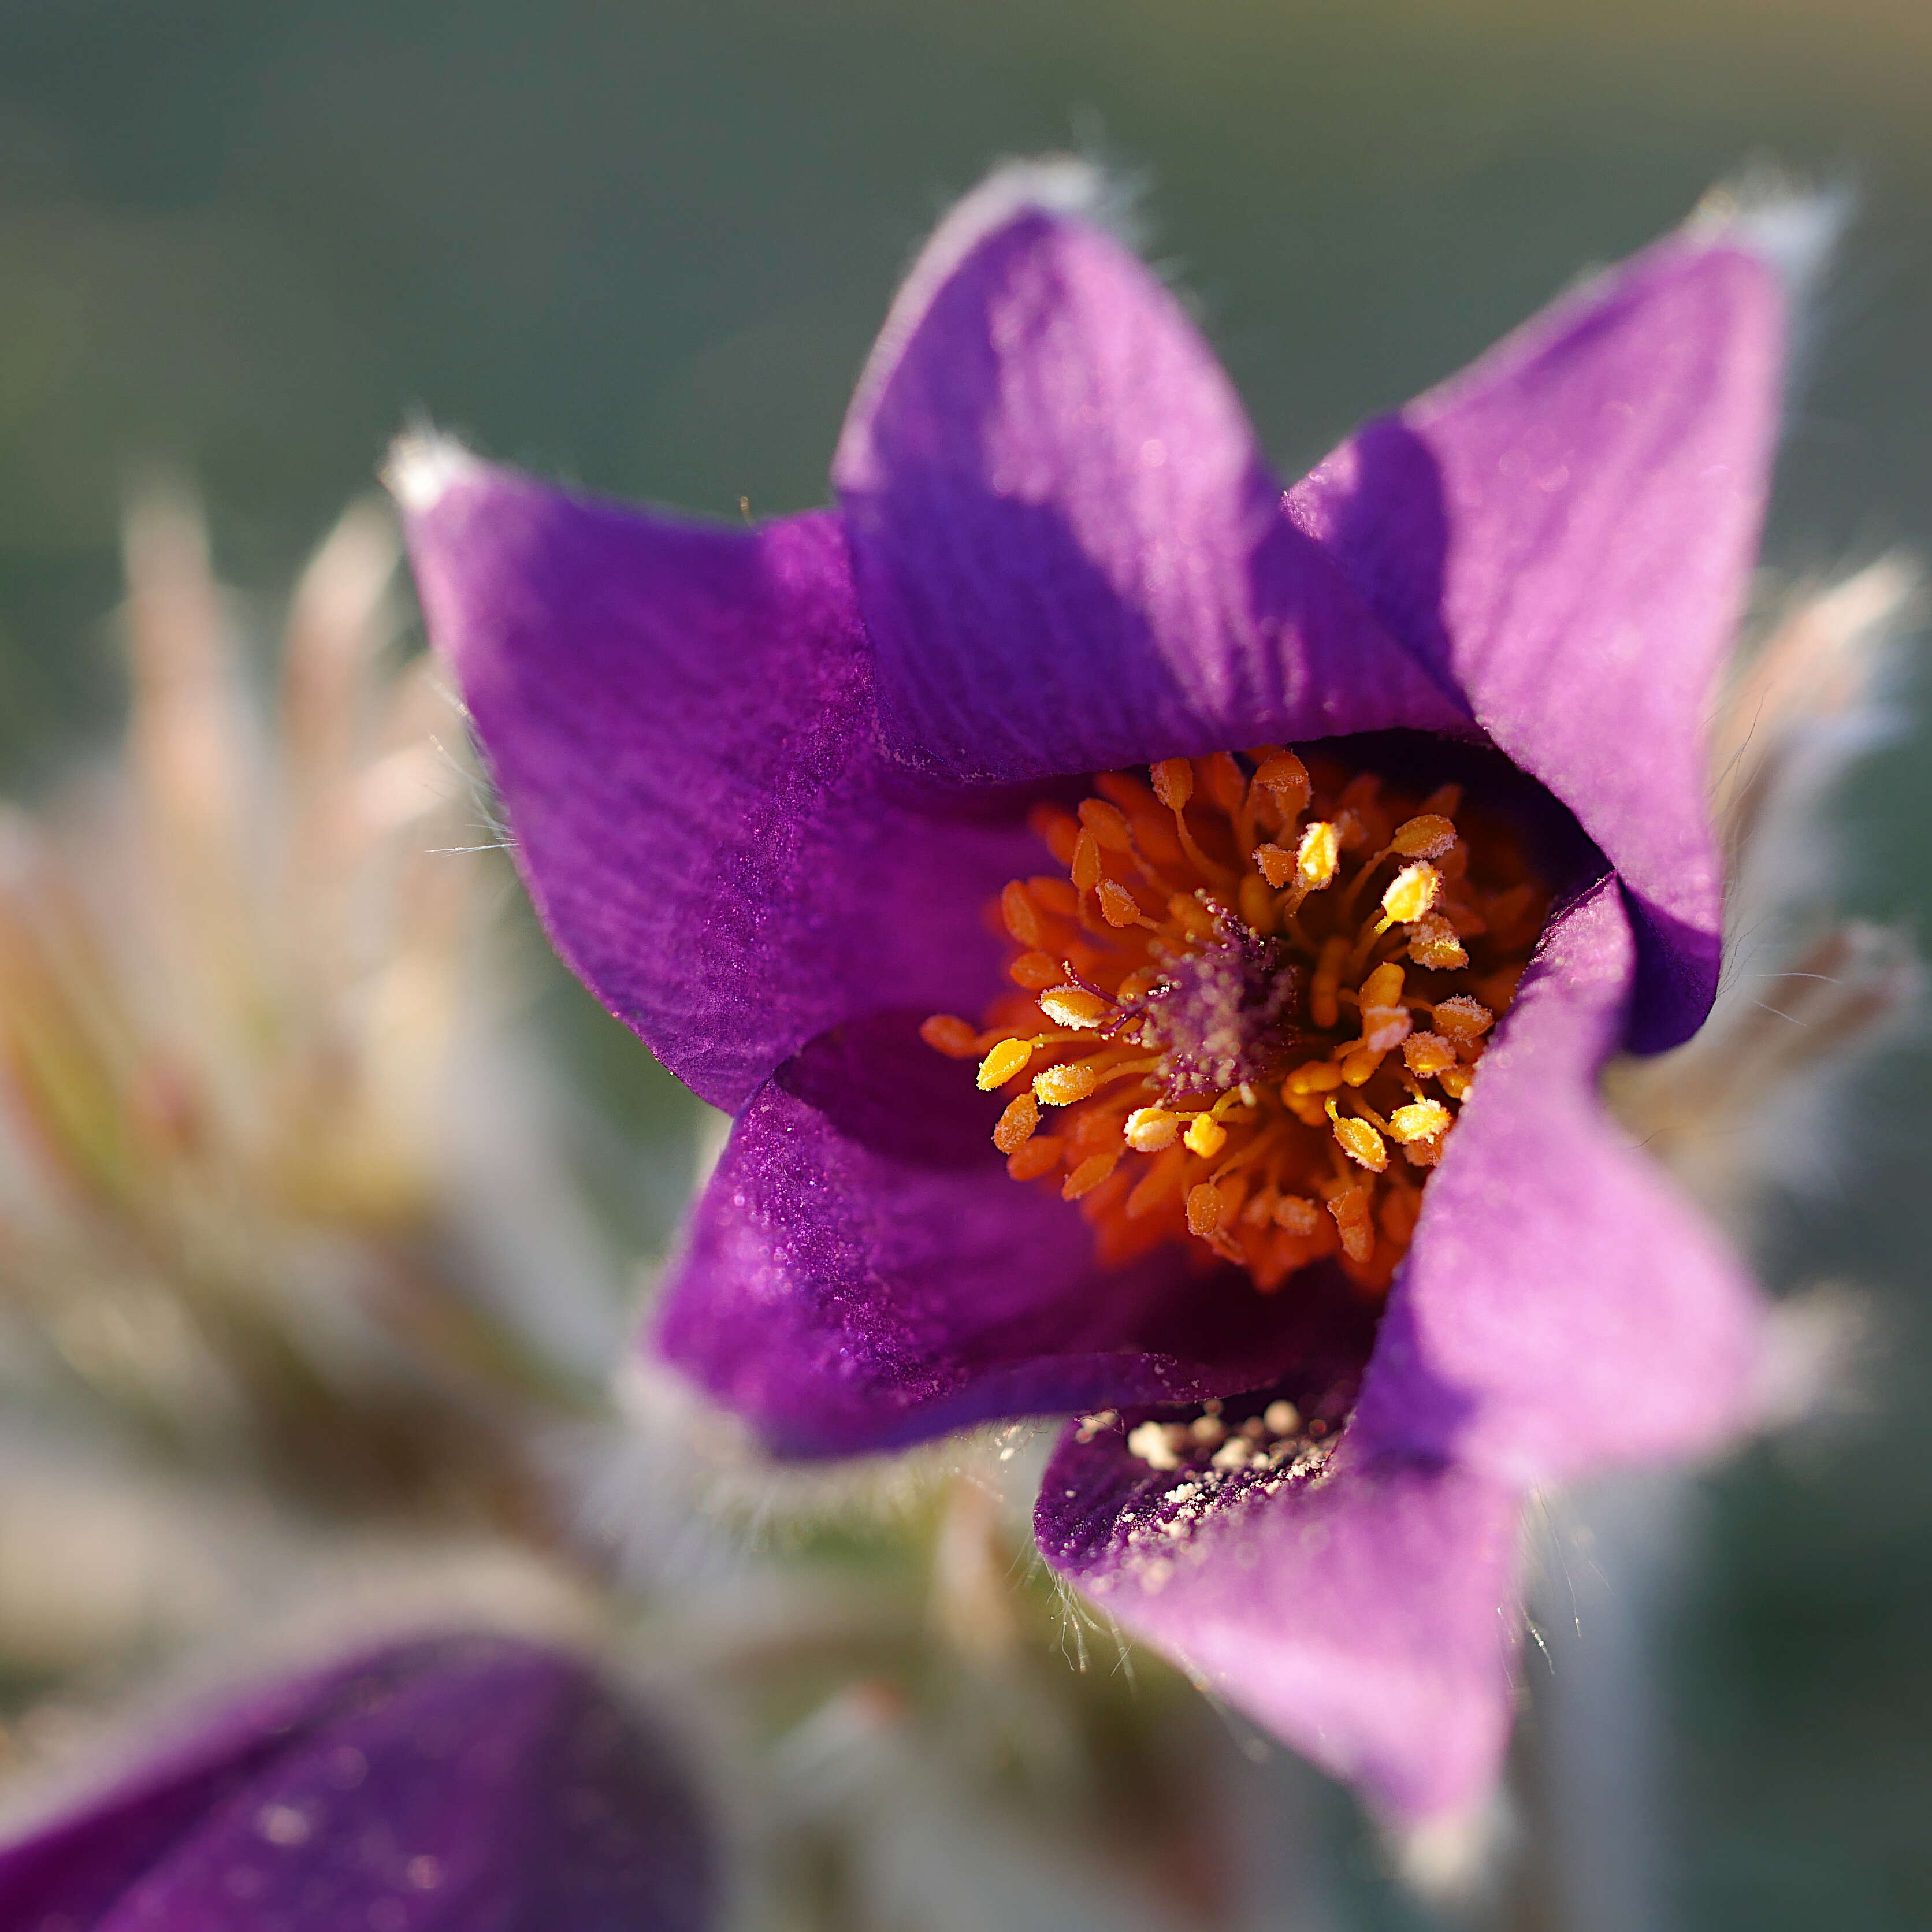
left=384, top=427, right=486, bottom=517
left=1685, top=168, right=1853, bottom=307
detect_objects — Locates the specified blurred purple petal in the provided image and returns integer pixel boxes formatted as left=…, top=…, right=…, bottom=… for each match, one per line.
left=655, top=1013, right=1348, bottom=1455
left=399, top=457, right=1030, bottom=1112
left=831, top=165, right=1466, bottom=785
left=0, top=1634, right=715, bottom=1931
left=1038, top=1433, right=1522, bottom=1822
left=1352, top=877, right=1765, bottom=1483
left=1290, top=234, right=1783, bottom=1047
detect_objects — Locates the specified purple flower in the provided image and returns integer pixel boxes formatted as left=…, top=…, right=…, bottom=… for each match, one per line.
left=0, top=1633, right=716, bottom=1930
left=391, top=163, right=1788, bottom=1820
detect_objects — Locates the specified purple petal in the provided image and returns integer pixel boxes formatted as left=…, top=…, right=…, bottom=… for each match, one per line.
left=831, top=165, right=1466, bottom=785
left=397, top=451, right=1031, bottom=1112
left=0, top=1633, right=715, bottom=1931
left=1036, top=1432, right=1523, bottom=1822
left=653, top=1013, right=1345, bottom=1455
left=1351, top=876, right=1764, bottom=1484
left=1288, top=231, right=1784, bottom=1047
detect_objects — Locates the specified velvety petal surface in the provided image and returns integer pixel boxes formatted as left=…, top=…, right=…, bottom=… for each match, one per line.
left=397, top=451, right=1031, bottom=1112
left=0, top=1633, right=715, bottom=1931
left=1287, top=229, right=1784, bottom=1048
left=831, top=164, right=1466, bottom=785
left=654, top=1015, right=1336, bottom=1456
left=1037, top=1431, right=1523, bottom=1823
left=1350, top=876, right=1764, bottom=1485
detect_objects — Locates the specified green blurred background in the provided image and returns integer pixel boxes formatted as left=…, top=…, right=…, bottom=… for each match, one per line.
left=0, top=2, right=1927, bottom=1926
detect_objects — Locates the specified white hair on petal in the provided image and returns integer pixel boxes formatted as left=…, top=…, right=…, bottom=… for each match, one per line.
left=383, top=426, right=484, bottom=514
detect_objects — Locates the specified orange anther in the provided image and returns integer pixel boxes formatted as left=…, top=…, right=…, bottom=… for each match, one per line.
left=920, top=1014, right=979, bottom=1058
left=1034, top=1059, right=1103, bottom=1106
left=1030, top=875, right=1079, bottom=916
left=1007, top=1136, right=1065, bottom=1181
left=1275, top=1194, right=1321, bottom=1235
left=1001, top=880, right=1043, bottom=948
left=1255, top=843, right=1297, bottom=888
left=1436, top=1064, right=1474, bottom=1102
left=1328, top=1186, right=1376, bottom=1264
left=1027, top=804, right=1082, bottom=868
left=993, top=1092, right=1040, bottom=1153
left=1432, top=995, right=1493, bottom=1045
left=1009, top=950, right=1062, bottom=991
left=1150, top=757, right=1194, bottom=812
left=1254, top=751, right=1311, bottom=816
left=1201, top=752, right=1247, bottom=814
left=1097, top=878, right=1144, bottom=928
left=1390, top=813, right=1458, bottom=859
left=1187, top=1180, right=1231, bottom=1236
left=1379, top=1187, right=1422, bottom=1244
left=1238, top=873, right=1276, bottom=935
left=1297, top=821, right=1340, bottom=890
left=1078, top=798, right=1136, bottom=853
left=1038, top=986, right=1112, bottom=1030
left=977, top=1038, right=1034, bottom=1090
left=1401, top=1134, right=1446, bottom=1170
left=1406, top=913, right=1468, bottom=971
left=1064, top=1151, right=1121, bottom=1201
left=1311, top=934, right=1348, bottom=1028
left=1402, top=1031, right=1457, bottom=1079
left=1070, top=829, right=1103, bottom=893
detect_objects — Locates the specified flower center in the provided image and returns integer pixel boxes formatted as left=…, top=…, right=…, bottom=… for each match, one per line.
left=923, top=746, right=1549, bottom=1295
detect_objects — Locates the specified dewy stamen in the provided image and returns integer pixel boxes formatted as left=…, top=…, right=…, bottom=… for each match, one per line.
left=923, top=749, right=1549, bottom=1296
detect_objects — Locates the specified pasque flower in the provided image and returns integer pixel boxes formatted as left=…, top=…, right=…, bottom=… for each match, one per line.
left=392, top=162, right=1792, bottom=1820
left=0, top=1633, right=716, bottom=1930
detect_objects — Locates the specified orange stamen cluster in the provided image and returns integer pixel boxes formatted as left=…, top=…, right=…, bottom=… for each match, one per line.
left=922, top=749, right=1548, bottom=1296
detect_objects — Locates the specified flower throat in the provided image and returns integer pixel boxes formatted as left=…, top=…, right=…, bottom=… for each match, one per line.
left=923, top=749, right=1549, bottom=1295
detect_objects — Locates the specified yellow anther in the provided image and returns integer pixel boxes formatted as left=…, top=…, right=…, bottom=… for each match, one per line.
left=993, top=1092, right=1040, bottom=1153
left=1254, top=842, right=1296, bottom=888
left=977, top=1037, right=1034, bottom=1089
left=1186, top=1180, right=1231, bottom=1236
left=1038, top=986, right=1112, bottom=1030
left=1340, top=1044, right=1384, bottom=1086
left=1361, top=962, right=1405, bottom=1008
left=1388, top=1098, right=1453, bottom=1144
left=1432, top=994, right=1494, bottom=1045
left=1407, top=912, right=1469, bottom=971
left=1071, top=827, right=1103, bottom=892
left=1402, top=1031, right=1458, bottom=1079
left=1311, top=934, right=1348, bottom=1029
left=1379, top=861, right=1441, bottom=926
left=1183, top=1112, right=1228, bottom=1158
left=1390, top=813, right=1458, bottom=859
left=1078, top=797, right=1136, bottom=853
left=1359, top=1002, right=1413, bottom=1054
left=1283, top=1060, right=1344, bottom=1097
left=1437, top=1064, right=1474, bottom=1101
left=1296, top=820, right=1340, bottom=890
left=1274, top=1194, right=1321, bottom=1235
left=1034, top=1059, right=1102, bottom=1106
left=920, top=1013, right=980, bottom=1058
left=1000, top=880, right=1044, bottom=948
left=1098, top=878, right=1143, bottom=928
left=1063, top=1151, right=1121, bottom=1201
left=1253, top=751, right=1311, bottom=816
left=1327, top=1098, right=1388, bottom=1172
left=1150, top=757, right=1194, bottom=812
left=1124, top=1106, right=1181, bottom=1152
